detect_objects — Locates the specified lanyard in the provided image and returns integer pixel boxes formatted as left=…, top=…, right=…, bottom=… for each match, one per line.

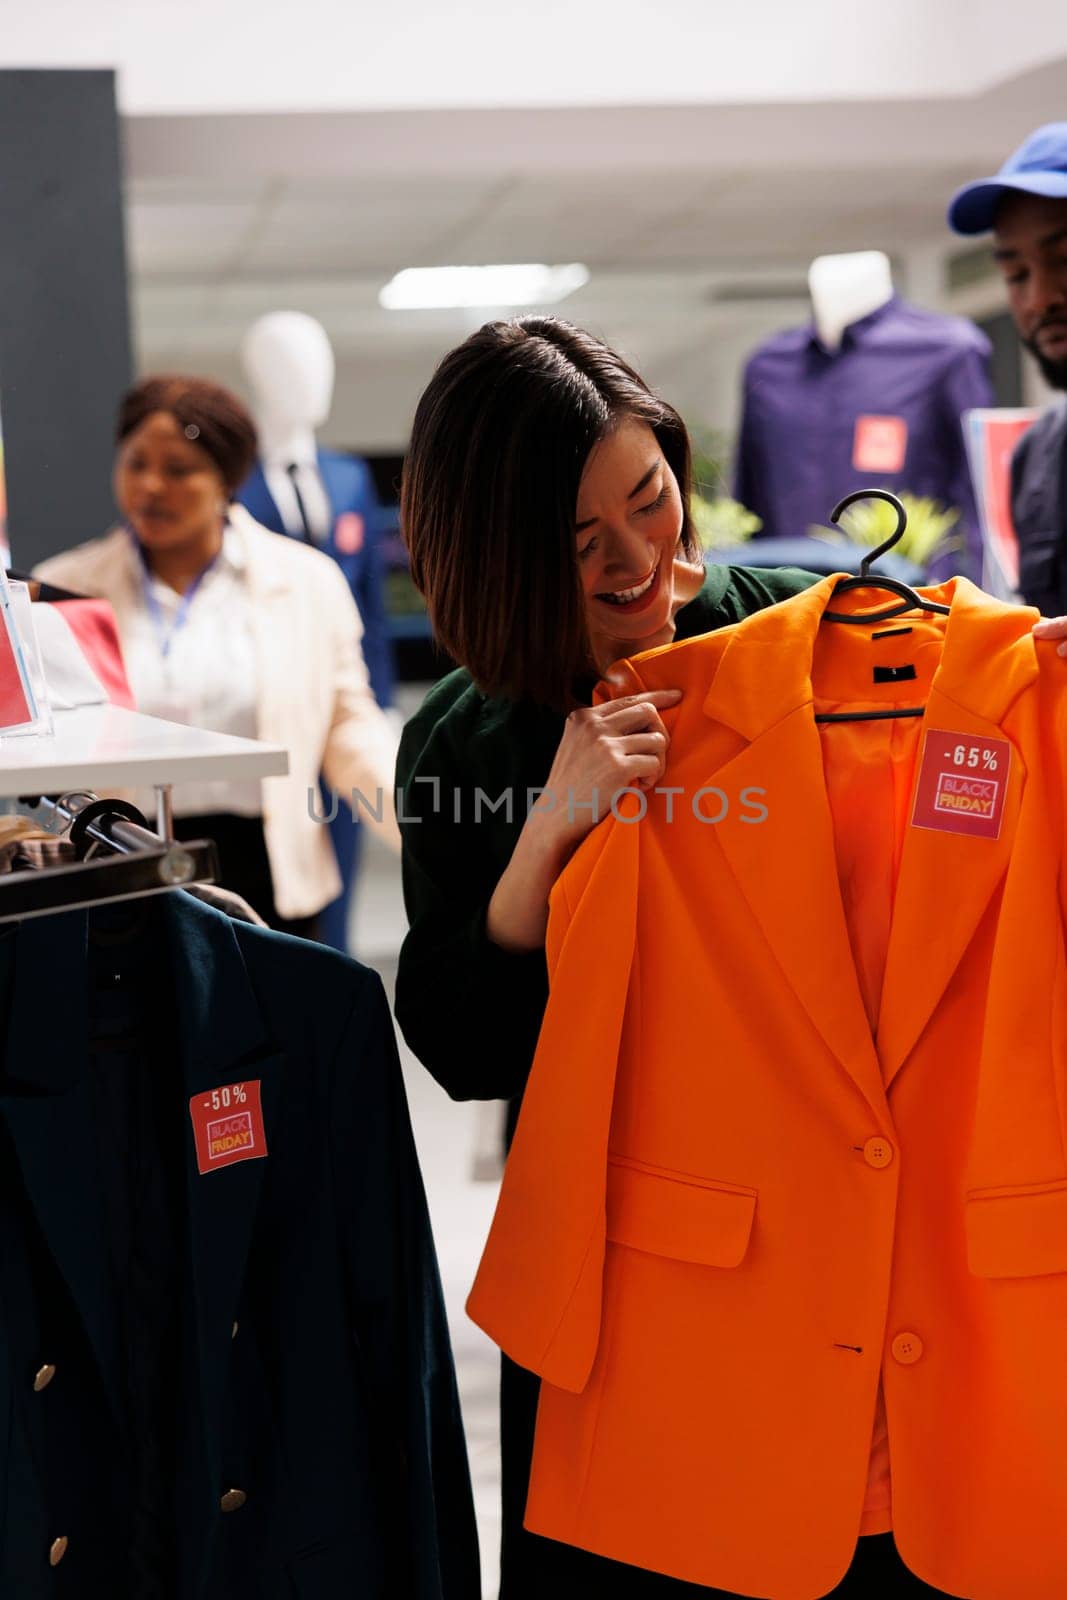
left=132, top=532, right=220, bottom=662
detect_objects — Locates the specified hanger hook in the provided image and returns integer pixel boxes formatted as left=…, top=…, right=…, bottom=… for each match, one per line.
left=830, top=489, right=907, bottom=579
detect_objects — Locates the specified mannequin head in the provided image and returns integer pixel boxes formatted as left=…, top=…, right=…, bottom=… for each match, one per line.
left=240, top=312, right=336, bottom=433
left=808, top=252, right=894, bottom=352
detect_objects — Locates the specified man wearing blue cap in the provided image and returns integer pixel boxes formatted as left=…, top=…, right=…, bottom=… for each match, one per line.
left=949, top=124, right=1067, bottom=616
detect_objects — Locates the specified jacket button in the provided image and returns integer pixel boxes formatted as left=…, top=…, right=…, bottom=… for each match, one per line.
left=33, top=1363, right=56, bottom=1393
left=863, top=1137, right=894, bottom=1169
left=891, top=1331, right=924, bottom=1365
left=49, top=1537, right=68, bottom=1567
left=220, top=1488, right=247, bottom=1513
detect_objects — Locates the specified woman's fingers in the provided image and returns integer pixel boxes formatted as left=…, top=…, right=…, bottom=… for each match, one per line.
left=549, top=692, right=679, bottom=830
left=1032, top=616, right=1067, bottom=656
left=594, top=694, right=679, bottom=736
left=596, top=684, right=683, bottom=709
left=597, top=708, right=671, bottom=744
left=616, top=729, right=668, bottom=759
left=616, top=742, right=670, bottom=790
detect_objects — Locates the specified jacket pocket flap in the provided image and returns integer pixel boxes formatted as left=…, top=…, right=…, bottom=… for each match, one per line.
left=965, top=1181, right=1067, bottom=1278
left=606, top=1157, right=756, bottom=1269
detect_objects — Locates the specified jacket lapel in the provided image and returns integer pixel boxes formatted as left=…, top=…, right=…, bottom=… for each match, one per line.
left=0, top=912, right=128, bottom=1434
left=876, top=583, right=1037, bottom=1085
left=0, top=897, right=282, bottom=1587
left=700, top=582, right=887, bottom=1119
left=231, top=507, right=295, bottom=751
left=699, top=575, right=1041, bottom=1107
left=110, top=526, right=152, bottom=629
left=164, top=895, right=283, bottom=1513
left=468, top=815, right=639, bottom=1392
left=314, top=448, right=339, bottom=539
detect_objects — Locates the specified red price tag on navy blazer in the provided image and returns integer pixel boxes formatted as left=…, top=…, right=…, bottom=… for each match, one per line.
left=334, top=512, right=364, bottom=554
left=911, top=730, right=1011, bottom=840
left=190, top=1080, right=267, bottom=1175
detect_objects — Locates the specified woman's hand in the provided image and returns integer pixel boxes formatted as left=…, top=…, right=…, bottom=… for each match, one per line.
left=540, top=688, right=681, bottom=842
left=486, top=688, right=681, bottom=951
left=1032, top=616, right=1067, bottom=656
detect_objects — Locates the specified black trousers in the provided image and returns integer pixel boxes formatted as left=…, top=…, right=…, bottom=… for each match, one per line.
left=172, top=813, right=319, bottom=941
left=500, top=1357, right=955, bottom=1598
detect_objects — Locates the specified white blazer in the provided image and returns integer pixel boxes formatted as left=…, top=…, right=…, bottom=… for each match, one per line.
left=34, top=506, right=400, bottom=919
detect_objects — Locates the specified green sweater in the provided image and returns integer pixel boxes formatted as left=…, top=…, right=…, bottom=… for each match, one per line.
left=394, top=563, right=819, bottom=1106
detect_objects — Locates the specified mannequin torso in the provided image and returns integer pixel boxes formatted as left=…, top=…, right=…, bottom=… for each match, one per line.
left=236, top=310, right=397, bottom=953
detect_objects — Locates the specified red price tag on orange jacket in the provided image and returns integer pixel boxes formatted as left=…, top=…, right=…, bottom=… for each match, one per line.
left=910, top=730, right=1011, bottom=840
left=190, top=1080, right=268, bottom=1175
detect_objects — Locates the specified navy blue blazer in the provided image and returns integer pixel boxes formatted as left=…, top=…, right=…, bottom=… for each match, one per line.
left=1011, top=401, right=1067, bottom=617
left=238, top=451, right=395, bottom=708
left=0, top=895, right=478, bottom=1597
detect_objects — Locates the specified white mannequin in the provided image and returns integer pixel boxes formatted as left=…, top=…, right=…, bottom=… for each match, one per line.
left=808, top=252, right=894, bottom=353
left=240, top=311, right=336, bottom=540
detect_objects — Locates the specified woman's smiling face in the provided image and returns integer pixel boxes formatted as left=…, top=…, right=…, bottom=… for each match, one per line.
left=575, top=416, right=688, bottom=667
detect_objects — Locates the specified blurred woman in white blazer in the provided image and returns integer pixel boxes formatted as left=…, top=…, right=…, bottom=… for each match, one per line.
left=35, top=375, right=399, bottom=939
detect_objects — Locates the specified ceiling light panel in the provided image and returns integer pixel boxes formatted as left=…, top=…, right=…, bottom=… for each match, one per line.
left=379, top=262, right=590, bottom=310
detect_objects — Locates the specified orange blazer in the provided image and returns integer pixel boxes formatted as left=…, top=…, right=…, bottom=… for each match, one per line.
left=468, top=576, right=1067, bottom=1600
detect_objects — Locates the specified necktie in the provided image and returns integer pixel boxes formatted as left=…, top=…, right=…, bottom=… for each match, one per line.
left=285, top=462, right=315, bottom=543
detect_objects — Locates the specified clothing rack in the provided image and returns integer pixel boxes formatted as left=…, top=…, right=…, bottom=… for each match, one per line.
left=0, top=702, right=286, bottom=924
left=0, top=791, right=218, bottom=923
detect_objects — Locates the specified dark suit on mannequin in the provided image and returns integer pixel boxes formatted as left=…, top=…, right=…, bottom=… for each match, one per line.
left=238, top=450, right=396, bottom=951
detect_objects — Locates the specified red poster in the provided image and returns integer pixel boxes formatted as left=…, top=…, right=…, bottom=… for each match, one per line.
left=963, top=408, right=1040, bottom=597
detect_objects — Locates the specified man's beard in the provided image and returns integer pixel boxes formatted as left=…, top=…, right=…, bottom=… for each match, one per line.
left=1024, top=330, right=1067, bottom=391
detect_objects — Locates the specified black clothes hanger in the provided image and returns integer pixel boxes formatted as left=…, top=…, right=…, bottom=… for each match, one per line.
left=816, top=489, right=949, bottom=725
left=0, top=793, right=218, bottom=923
left=822, top=490, right=950, bottom=624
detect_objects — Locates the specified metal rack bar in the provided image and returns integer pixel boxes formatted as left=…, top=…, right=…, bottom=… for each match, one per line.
left=0, top=790, right=218, bottom=923
left=0, top=840, right=219, bottom=923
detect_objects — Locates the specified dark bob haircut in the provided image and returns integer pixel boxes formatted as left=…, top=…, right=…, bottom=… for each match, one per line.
left=401, top=316, right=697, bottom=709
left=116, top=375, right=258, bottom=498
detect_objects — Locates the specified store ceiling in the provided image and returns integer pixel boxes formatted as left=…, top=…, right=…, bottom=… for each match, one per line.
left=129, top=164, right=961, bottom=287
left=124, top=60, right=1067, bottom=449
left=10, top=0, right=1066, bottom=116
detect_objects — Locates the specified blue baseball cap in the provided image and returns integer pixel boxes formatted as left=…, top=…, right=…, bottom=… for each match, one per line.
left=948, top=123, right=1067, bottom=235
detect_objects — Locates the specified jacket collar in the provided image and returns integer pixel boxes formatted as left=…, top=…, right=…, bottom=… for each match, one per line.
left=697, top=575, right=1040, bottom=1108
left=803, top=293, right=900, bottom=354
left=0, top=891, right=270, bottom=1094
left=703, top=574, right=1040, bottom=740
left=226, top=502, right=294, bottom=596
